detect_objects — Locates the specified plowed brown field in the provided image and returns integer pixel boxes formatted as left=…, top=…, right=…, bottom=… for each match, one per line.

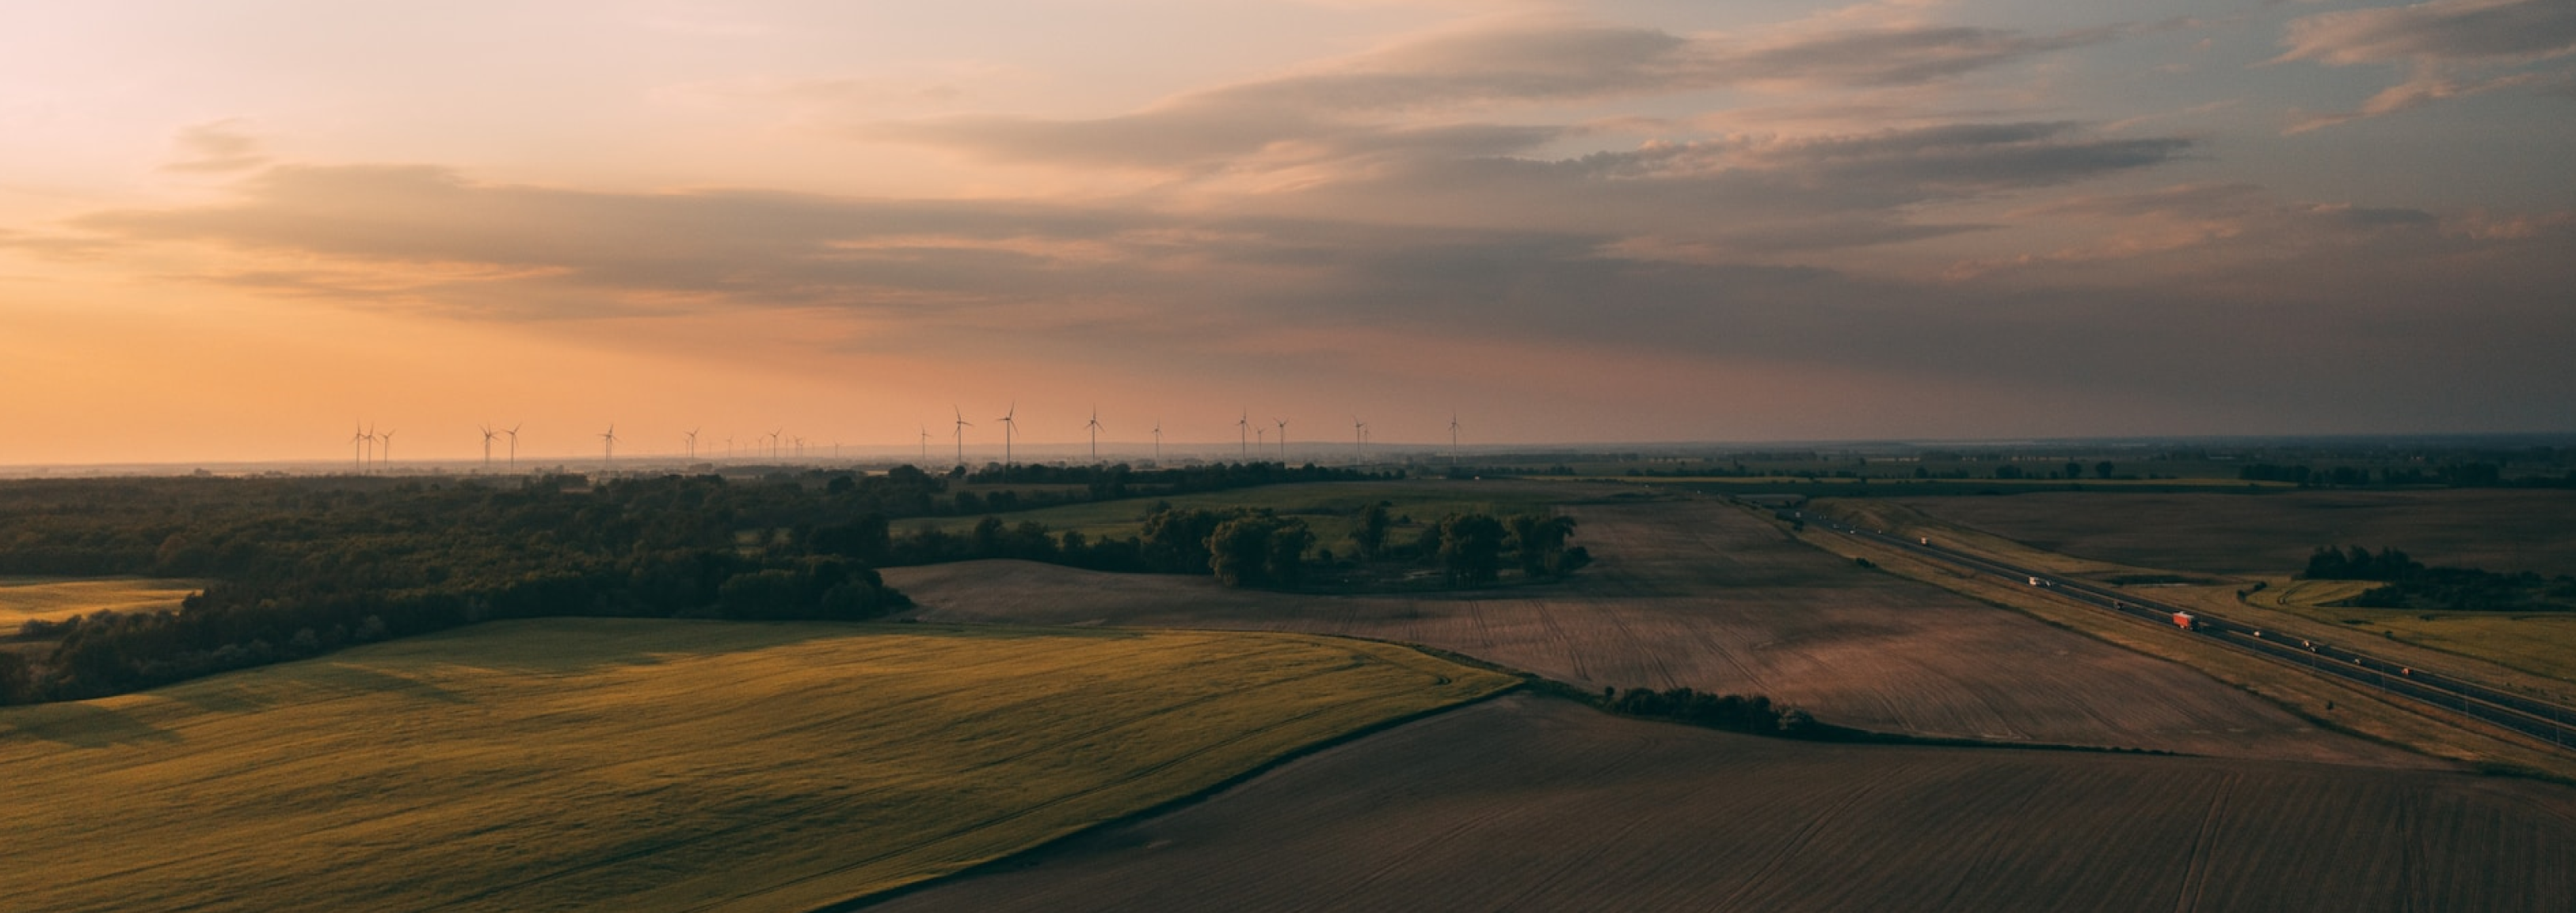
left=886, top=495, right=2425, bottom=766
left=867, top=694, right=2576, bottom=913
left=1891, top=489, right=2576, bottom=577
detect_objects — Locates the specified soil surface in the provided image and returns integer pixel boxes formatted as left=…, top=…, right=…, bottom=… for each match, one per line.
left=1892, top=489, right=2576, bottom=577
left=867, top=693, right=2576, bottom=913
left=887, top=495, right=2430, bottom=766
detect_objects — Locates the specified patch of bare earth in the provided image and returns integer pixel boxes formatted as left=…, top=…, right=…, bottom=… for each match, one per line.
left=886, top=498, right=2425, bottom=766
left=866, top=694, right=2576, bottom=913
left=1891, top=489, right=2576, bottom=577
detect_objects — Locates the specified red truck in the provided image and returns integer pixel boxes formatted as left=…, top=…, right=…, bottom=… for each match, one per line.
left=2171, top=612, right=2199, bottom=632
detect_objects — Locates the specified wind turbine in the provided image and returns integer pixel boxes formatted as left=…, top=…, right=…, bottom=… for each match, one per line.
left=1236, top=411, right=1249, bottom=461
left=919, top=426, right=932, bottom=464
left=1353, top=418, right=1366, bottom=464
left=600, top=425, right=618, bottom=471
left=724, top=434, right=734, bottom=460
left=1085, top=408, right=1104, bottom=461
left=996, top=403, right=1017, bottom=467
left=1275, top=418, right=1289, bottom=462
left=768, top=428, right=783, bottom=460
left=1256, top=425, right=1266, bottom=453
left=378, top=429, right=395, bottom=472
left=793, top=436, right=806, bottom=460
left=684, top=428, right=699, bottom=461
left=1152, top=420, right=1162, bottom=464
left=505, top=424, right=521, bottom=471
left=1449, top=414, right=1461, bottom=466
left=350, top=422, right=368, bottom=473
left=951, top=406, right=972, bottom=468
left=479, top=424, right=499, bottom=470
left=362, top=423, right=377, bottom=473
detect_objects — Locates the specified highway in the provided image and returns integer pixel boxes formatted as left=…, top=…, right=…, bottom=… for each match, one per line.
left=1791, top=510, right=2576, bottom=753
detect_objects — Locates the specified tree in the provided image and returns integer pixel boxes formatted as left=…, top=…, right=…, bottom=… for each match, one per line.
left=1437, top=514, right=1507, bottom=586
left=1352, top=502, right=1392, bottom=560
left=2063, top=462, right=2084, bottom=479
left=1506, top=513, right=1580, bottom=576
left=1206, top=513, right=1315, bottom=587
left=2094, top=461, right=2115, bottom=479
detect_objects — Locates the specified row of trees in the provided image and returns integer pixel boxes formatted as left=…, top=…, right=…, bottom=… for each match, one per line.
left=2242, top=462, right=2575, bottom=488
left=844, top=503, right=1588, bottom=590
left=2301, top=545, right=2576, bottom=613
left=1599, top=686, right=1823, bottom=738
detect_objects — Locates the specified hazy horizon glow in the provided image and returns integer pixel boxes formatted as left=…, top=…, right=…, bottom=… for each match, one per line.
left=5, top=1, right=2572, bottom=464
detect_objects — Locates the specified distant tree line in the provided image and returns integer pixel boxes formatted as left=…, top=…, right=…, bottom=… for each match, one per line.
left=2240, top=462, right=2575, bottom=488
left=2301, top=545, right=2576, bottom=613
left=867, top=501, right=1588, bottom=590
left=0, top=473, right=928, bottom=704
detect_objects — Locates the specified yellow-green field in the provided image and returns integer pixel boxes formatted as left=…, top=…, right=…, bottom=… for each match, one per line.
left=0, top=618, right=1514, bottom=912
left=2250, top=577, right=2576, bottom=685
left=0, top=577, right=201, bottom=625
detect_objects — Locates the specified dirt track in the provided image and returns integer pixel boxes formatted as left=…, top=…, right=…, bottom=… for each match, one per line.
left=886, top=495, right=2428, bottom=766
left=867, top=694, right=2576, bottom=913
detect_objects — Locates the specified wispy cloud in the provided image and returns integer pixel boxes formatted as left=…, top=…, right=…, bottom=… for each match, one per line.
left=2275, top=0, right=2576, bottom=132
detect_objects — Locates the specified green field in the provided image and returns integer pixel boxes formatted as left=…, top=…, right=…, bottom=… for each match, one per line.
left=0, top=618, right=1514, bottom=912
left=2251, top=577, right=2576, bottom=685
left=914, top=480, right=1565, bottom=550
left=0, top=577, right=201, bottom=625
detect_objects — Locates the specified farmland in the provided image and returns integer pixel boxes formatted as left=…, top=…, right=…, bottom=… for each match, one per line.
left=874, top=693, right=2576, bottom=913
left=0, top=577, right=200, bottom=625
left=1884, top=488, right=2576, bottom=578
left=889, top=489, right=2425, bottom=765
left=0, top=618, right=1511, bottom=912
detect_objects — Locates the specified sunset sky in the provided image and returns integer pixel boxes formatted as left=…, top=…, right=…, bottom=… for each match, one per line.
left=3, top=0, right=2571, bottom=464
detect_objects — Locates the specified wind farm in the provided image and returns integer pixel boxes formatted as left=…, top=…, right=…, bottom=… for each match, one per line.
left=6, top=3, right=2573, bottom=911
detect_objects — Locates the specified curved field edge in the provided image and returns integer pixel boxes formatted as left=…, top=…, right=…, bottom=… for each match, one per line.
left=0, top=618, right=1516, bottom=913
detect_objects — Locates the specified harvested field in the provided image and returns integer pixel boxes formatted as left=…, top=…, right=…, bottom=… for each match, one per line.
left=888, top=493, right=2427, bottom=766
left=1891, top=489, right=2576, bottom=577
left=0, top=619, right=1511, bottom=912
left=0, top=577, right=200, bottom=625
left=872, top=694, right=2576, bottom=913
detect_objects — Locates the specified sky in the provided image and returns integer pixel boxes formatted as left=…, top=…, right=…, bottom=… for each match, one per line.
left=2, top=0, right=2571, bottom=464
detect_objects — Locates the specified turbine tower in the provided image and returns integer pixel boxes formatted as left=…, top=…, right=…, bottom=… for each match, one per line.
left=1275, top=418, right=1288, bottom=462
left=600, top=425, right=617, bottom=471
left=1236, top=411, right=1249, bottom=461
left=505, top=424, right=521, bottom=471
left=919, top=426, right=932, bottom=464
left=362, top=423, right=377, bottom=473
left=479, top=424, right=498, bottom=470
left=1085, top=408, right=1104, bottom=461
left=684, top=428, right=699, bottom=461
left=1353, top=418, right=1366, bottom=464
left=350, top=422, right=368, bottom=473
left=1152, top=420, right=1162, bottom=464
left=951, top=407, right=972, bottom=468
left=1449, top=414, right=1461, bottom=466
left=378, top=429, right=395, bottom=472
left=768, top=428, right=783, bottom=460
left=996, top=403, right=1017, bottom=467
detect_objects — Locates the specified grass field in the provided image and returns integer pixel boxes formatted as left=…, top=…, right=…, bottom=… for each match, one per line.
left=0, top=618, right=1513, bottom=912
left=0, top=577, right=201, bottom=625
left=913, top=479, right=1569, bottom=549
left=2248, top=578, right=2576, bottom=686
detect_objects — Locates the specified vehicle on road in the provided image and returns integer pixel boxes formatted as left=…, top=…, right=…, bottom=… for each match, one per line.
left=2172, top=612, right=2198, bottom=632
